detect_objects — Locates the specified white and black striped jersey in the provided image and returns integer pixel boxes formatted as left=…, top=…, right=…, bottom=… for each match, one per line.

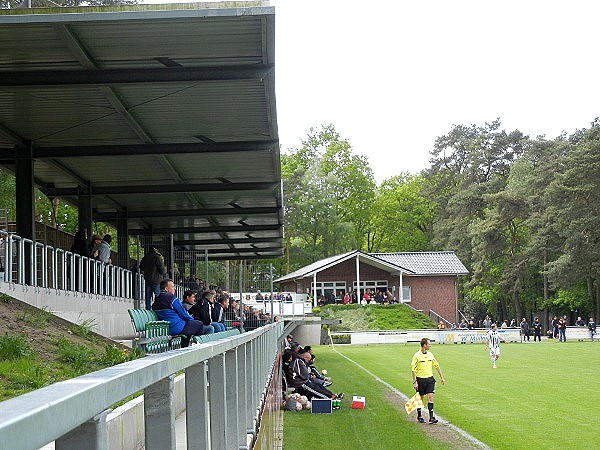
left=486, top=330, right=501, bottom=348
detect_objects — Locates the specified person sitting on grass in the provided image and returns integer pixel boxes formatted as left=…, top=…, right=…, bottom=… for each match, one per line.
left=152, top=280, right=213, bottom=347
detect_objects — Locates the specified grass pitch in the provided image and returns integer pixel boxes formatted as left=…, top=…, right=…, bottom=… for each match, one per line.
left=283, top=340, right=600, bottom=449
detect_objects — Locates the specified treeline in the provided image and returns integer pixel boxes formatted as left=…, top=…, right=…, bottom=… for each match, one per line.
left=281, top=119, right=600, bottom=322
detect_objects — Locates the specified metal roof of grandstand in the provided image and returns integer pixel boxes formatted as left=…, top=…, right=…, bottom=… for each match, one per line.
left=275, top=250, right=468, bottom=282
left=371, top=251, right=469, bottom=275
left=0, top=2, right=282, bottom=260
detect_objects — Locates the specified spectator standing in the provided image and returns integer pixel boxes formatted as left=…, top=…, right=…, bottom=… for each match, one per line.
left=482, top=315, right=492, bottom=330
left=509, top=318, right=517, bottom=328
left=588, top=317, right=596, bottom=342
left=458, top=319, right=468, bottom=329
left=95, top=234, right=112, bottom=264
left=520, top=318, right=530, bottom=342
left=70, top=229, right=89, bottom=291
left=411, top=337, right=445, bottom=424
left=71, top=229, right=89, bottom=257
left=575, top=316, right=585, bottom=326
left=551, top=316, right=559, bottom=339
left=152, top=279, right=213, bottom=347
left=500, top=320, right=508, bottom=329
left=532, top=317, right=542, bottom=342
left=139, top=247, right=167, bottom=310
left=88, top=234, right=102, bottom=258
left=558, top=316, right=567, bottom=342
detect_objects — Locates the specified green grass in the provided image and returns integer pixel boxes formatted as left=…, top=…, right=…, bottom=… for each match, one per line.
left=285, top=341, right=600, bottom=449
left=283, top=345, right=448, bottom=450
left=314, top=304, right=437, bottom=332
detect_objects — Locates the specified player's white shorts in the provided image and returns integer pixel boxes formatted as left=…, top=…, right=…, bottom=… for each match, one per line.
left=489, top=347, right=500, bottom=357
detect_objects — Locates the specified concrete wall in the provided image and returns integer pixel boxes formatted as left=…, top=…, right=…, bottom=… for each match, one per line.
left=0, top=281, right=134, bottom=338
left=290, top=317, right=322, bottom=346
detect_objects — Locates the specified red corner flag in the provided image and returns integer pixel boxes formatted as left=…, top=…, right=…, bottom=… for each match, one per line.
left=405, top=392, right=424, bottom=414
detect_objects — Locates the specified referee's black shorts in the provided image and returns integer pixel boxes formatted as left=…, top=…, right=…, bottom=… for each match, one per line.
left=416, top=376, right=435, bottom=396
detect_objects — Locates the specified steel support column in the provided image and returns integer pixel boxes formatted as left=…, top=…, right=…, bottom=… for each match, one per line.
left=55, top=409, right=110, bottom=450
left=185, top=362, right=210, bottom=450
left=116, top=209, right=129, bottom=268
left=208, top=354, right=227, bottom=449
left=15, top=147, right=34, bottom=284
left=144, top=375, right=176, bottom=450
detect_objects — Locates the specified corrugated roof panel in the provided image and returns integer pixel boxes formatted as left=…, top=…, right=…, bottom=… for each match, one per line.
left=372, top=252, right=469, bottom=275
left=0, top=6, right=281, bottom=259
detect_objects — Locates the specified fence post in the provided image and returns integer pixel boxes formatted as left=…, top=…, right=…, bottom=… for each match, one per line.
left=55, top=409, right=111, bottom=450
left=208, top=354, right=227, bottom=449
left=144, top=375, right=176, bottom=450
left=185, top=362, right=210, bottom=450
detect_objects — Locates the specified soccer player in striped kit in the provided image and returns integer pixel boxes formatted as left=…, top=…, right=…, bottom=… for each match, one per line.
left=485, top=323, right=506, bottom=369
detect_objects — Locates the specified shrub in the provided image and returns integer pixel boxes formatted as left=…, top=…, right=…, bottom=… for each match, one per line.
left=0, top=333, right=32, bottom=360
left=57, top=338, right=93, bottom=373
left=69, top=317, right=97, bottom=338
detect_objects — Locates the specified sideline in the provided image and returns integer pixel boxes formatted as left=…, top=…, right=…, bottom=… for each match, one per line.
left=333, top=348, right=491, bottom=450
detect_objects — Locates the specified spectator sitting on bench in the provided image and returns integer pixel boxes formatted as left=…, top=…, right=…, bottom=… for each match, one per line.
left=289, top=347, right=343, bottom=401
left=189, top=289, right=226, bottom=333
left=303, top=345, right=332, bottom=387
left=213, top=294, right=229, bottom=330
left=152, top=280, right=213, bottom=347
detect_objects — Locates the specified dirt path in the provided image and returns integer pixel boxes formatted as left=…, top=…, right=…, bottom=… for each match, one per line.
left=335, top=349, right=490, bottom=450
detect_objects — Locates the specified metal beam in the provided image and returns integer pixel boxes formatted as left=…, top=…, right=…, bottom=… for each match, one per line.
left=44, top=181, right=278, bottom=197
left=173, top=237, right=280, bottom=246
left=0, top=65, right=274, bottom=87
left=53, top=24, right=155, bottom=144
left=4, top=141, right=276, bottom=159
left=207, top=252, right=284, bottom=261
left=128, top=224, right=281, bottom=235
left=0, top=122, right=27, bottom=148
left=93, top=206, right=279, bottom=221
left=185, top=246, right=282, bottom=255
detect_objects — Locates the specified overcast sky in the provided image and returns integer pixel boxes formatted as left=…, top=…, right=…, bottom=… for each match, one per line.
left=271, top=0, right=600, bottom=180
left=139, top=0, right=600, bottom=180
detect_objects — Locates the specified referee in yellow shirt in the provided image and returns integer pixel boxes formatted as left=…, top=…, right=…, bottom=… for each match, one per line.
left=411, top=337, right=445, bottom=424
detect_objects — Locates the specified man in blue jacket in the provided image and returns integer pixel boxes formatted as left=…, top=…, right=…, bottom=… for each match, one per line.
left=152, top=279, right=213, bottom=347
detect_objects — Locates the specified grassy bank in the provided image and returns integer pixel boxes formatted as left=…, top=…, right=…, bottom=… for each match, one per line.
left=312, top=303, right=438, bottom=332
left=0, top=293, right=141, bottom=401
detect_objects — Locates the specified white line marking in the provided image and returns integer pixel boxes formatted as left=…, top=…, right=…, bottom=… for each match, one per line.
left=334, top=349, right=491, bottom=450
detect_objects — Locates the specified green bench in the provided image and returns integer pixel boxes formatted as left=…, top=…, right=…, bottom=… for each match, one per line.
left=197, top=328, right=240, bottom=344
left=128, top=310, right=240, bottom=353
left=127, top=309, right=182, bottom=353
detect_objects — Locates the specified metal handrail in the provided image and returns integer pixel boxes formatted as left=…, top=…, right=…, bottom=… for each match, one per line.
left=0, top=229, right=144, bottom=300
left=0, top=322, right=283, bottom=450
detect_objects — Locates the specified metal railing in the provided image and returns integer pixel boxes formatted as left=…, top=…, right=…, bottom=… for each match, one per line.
left=0, top=229, right=142, bottom=299
left=429, top=309, right=454, bottom=327
left=0, top=321, right=283, bottom=450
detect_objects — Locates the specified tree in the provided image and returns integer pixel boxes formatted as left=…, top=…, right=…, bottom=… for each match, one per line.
left=366, top=174, right=434, bottom=252
left=281, top=124, right=375, bottom=270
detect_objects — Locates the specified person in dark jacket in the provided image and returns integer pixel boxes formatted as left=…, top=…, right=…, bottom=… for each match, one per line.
left=140, top=247, right=167, bottom=310
left=288, top=348, right=341, bottom=401
left=152, top=279, right=213, bottom=347
left=213, top=295, right=229, bottom=330
left=70, top=229, right=89, bottom=291
left=188, top=289, right=226, bottom=332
